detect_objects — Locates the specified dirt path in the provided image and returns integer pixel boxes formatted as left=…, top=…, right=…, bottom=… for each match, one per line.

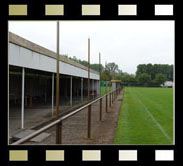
left=24, top=91, right=123, bottom=145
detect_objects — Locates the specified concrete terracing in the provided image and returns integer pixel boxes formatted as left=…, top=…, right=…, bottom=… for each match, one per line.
left=20, top=91, right=123, bottom=145
left=9, top=96, right=89, bottom=141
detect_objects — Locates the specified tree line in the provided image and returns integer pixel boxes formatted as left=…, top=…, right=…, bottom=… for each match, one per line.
left=135, top=64, right=173, bottom=86
left=67, top=56, right=173, bottom=87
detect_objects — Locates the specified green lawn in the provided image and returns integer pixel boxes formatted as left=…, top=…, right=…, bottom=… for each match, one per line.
left=100, top=86, right=112, bottom=96
left=114, top=87, right=174, bottom=145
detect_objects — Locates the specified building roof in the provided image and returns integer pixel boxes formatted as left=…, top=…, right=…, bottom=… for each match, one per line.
left=111, top=80, right=121, bottom=83
left=9, top=32, right=99, bottom=75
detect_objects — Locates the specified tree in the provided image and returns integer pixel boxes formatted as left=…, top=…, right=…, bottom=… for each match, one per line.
left=120, top=73, right=137, bottom=86
left=136, top=73, right=151, bottom=86
left=136, top=64, right=147, bottom=76
left=80, top=60, right=88, bottom=67
left=154, top=73, right=167, bottom=85
left=90, top=64, right=104, bottom=72
left=136, top=64, right=173, bottom=81
left=101, top=72, right=110, bottom=81
left=105, top=62, right=119, bottom=73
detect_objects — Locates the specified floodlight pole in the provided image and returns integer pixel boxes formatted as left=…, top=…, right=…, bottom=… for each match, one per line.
left=56, top=21, right=62, bottom=144
left=99, top=52, right=102, bottom=121
left=87, top=38, right=91, bottom=139
left=105, top=63, right=108, bottom=112
left=99, top=53, right=101, bottom=96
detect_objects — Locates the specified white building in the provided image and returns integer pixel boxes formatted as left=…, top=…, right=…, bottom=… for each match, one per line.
left=162, top=81, right=173, bottom=87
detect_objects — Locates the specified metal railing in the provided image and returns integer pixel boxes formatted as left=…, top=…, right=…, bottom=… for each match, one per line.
left=11, top=86, right=123, bottom=145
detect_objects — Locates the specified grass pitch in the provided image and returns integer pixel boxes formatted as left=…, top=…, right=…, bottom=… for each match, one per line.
left=114, top=87, right=173, bottom=145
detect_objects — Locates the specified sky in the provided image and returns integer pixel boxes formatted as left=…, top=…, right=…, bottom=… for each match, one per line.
left=9, top=21, right=174, bottom=74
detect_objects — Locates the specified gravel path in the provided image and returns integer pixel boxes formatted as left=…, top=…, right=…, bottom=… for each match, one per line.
left=24, top=91, right=123, bottom=145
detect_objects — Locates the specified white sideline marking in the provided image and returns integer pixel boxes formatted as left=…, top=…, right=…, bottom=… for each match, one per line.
left=133, top=89, right=172, bottom=117
left=129, top=89, right=172, bottom=143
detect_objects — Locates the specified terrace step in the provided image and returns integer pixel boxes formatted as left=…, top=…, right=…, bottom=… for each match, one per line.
left=12, top=129, right=51, bottom=143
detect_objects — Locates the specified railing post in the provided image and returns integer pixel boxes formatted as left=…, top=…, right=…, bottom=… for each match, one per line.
left=99, top=98, right=102, bottom=121
left=110, top=93, right=111, bottom=107
left=112, top=91, right=113, bottom=103
left=112, top=92, right=113, bottom=103
left=88, top=105, right=91, bottom=138
left=106, top=94, right=108, bottom=112
left=56, top=121, right=62, bottom=144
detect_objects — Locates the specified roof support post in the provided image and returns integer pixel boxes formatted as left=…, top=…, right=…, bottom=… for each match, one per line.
left=21, top=67, right=25, bottom=129
left=29, top=79, right=32, bottom=108
left=98, top=81, right=100, bottom=96
left=92, top=79, right=94, bottom=99
left=52, top=73, right=54, bottom=116
left=70, top=76, right=72, bottom=106
left=81, top=77, right=83, bottom=102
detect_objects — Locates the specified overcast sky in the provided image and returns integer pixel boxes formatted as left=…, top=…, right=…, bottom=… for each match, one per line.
left=9, top=21, right=174, bottom=74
